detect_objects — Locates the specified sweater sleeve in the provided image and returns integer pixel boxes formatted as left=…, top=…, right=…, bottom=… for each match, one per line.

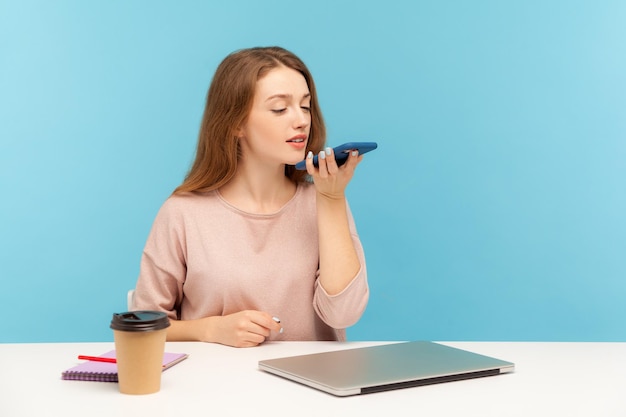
left=132, top=198, right=187, bottom=320
left=312, top=201, right=369, bottom=329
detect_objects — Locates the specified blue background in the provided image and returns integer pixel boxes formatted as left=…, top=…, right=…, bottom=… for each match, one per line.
left=1, top=1, right=624, bottom=343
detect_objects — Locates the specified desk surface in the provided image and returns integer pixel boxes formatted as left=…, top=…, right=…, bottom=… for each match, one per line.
left=1, top=341, right=625, bottom=417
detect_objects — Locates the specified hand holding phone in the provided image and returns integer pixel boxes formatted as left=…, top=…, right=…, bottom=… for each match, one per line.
left=295, top=142, right=378, bottom=170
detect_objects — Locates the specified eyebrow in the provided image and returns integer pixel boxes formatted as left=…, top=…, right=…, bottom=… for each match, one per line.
left=265, top=93, right=311, bottom=102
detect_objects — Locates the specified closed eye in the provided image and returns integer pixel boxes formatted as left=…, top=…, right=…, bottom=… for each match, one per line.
left=301, top=106, right=311, bottom=113
left=271, top=108, right=287, bottom=114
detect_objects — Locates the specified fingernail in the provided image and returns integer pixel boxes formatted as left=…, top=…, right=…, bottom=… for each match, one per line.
left=273, top=316, right=284, bottom=333
left=352, top=150, right=358, bottom=156
left=325, top=147, right=332, bottom=155
left=320, top=151, right=326, bottom=160
left=307, top=151, right=313, bottom=159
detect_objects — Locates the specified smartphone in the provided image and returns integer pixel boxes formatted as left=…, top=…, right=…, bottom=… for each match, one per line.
left=295, top=141, right=378, bottom=170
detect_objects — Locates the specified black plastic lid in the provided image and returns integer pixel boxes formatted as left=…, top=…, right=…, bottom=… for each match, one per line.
left=110, top=311, right=170, bottom=332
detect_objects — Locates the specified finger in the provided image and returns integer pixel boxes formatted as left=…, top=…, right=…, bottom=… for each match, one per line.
left=229, top=325, right=265, bottom=348
left=233, top=325, right=267, bottom=348
left=249, top=311, right=282, bottom=333
left=243, top=331, right=266, bottom=346
left=344, top=149, right=362, bottom=170
left=304, top=151, right=316, bottom=175
left=272, top=316, right=284, bottom=334
left=317, top=150, right=329, bottom=178
left=248, top=321, right=271, bottom=338
left=324, top=147, right=339, bottom=175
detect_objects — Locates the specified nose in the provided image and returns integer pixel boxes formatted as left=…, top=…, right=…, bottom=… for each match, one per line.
left=293, top=107, right=310, bottom=130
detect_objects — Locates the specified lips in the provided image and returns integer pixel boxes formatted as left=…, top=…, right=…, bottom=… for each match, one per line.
left=287, top=134, right=307, bottom=143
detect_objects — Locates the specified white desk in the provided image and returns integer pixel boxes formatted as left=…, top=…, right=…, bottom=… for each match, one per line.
left=1, top=341, right=625, bottom=417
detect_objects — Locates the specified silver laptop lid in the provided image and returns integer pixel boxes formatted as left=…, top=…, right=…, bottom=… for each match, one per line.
left=258, top=341, right=514, bottom=396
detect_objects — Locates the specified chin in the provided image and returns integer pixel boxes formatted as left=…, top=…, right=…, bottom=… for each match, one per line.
left=285, top=153, right=306, bottom=166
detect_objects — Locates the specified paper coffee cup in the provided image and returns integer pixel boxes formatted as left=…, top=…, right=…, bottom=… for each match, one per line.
left=110, top=311, right=170, bottom=395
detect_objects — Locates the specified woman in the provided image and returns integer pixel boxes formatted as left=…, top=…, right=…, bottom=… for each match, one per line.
left=132, top=46, right=369, bottom=347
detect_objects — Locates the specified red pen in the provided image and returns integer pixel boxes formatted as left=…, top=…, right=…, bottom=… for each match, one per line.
left=78, top=355, right=116, bottom=363
left=77, top=355, right=167, bottom=368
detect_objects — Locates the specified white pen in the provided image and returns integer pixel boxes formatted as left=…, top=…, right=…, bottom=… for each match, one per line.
left=272, top=316, right=284, bottom=333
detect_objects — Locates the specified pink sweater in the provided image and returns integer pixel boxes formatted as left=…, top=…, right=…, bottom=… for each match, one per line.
left=132, top=182, right=369, bottom=341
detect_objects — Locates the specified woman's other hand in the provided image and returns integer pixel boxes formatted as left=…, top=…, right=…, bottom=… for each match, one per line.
left=205, top=310, right=282, bottom=348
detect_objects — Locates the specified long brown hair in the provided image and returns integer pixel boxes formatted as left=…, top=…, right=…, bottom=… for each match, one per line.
left=174, top=46, right=326, bottom=194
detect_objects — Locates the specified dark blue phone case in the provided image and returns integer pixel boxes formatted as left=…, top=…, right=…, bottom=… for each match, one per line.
left=295, top=142, right=378, bottom=170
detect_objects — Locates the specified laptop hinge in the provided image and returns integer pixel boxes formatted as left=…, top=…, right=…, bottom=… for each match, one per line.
left=361, top=369, right=502, bottom=395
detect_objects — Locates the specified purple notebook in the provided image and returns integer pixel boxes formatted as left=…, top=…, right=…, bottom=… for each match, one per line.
left=61, top=350, right=189, bottom=382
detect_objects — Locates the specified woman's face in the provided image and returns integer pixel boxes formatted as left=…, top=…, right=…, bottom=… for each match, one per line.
left=239, top=65, right=312, bottom=167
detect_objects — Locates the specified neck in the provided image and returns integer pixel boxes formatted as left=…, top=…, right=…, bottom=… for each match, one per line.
left=219, top=161, right=296, bottom=214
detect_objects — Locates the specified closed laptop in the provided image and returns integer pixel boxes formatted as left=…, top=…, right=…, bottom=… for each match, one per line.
left=258, top=341, right=514, bottom=397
